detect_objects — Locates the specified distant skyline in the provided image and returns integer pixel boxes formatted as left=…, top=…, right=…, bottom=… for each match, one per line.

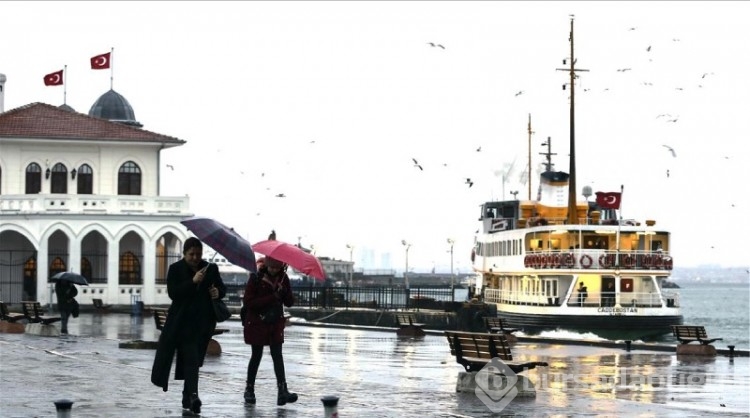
left=1, top=1, right=748, bottom=271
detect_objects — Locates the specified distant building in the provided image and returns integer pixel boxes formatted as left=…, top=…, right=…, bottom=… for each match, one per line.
left=0, top=73, right=191, bottom=306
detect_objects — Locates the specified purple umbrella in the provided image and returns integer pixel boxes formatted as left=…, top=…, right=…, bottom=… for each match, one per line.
left=180, top=216, right=257, bottom=272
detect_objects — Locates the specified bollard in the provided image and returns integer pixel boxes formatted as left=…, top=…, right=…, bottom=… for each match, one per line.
left=728, top=345, right=735, bottom=358
left=321, top=395, right=339, bottom=418
left=54, top=399, right=74, bottom=418
left=624, top=340, right=632, bottom=352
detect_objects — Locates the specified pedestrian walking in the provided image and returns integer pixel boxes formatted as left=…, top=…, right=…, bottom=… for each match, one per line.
left=151, top=237, right=227, bottom=416
left=54, top=280, right=78, bottom=334
left=242, top=256, right=298, bottom=406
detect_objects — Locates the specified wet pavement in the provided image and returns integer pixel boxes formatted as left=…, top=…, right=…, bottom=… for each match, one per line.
left=1, top=313, right=748, bottom=417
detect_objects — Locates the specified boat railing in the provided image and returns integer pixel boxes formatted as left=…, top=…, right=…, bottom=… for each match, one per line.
left=484, top=287, right=679, bottom=308
left=517, top=216, right=641, bottom=228
left=523, top=250, right=673, bottom=270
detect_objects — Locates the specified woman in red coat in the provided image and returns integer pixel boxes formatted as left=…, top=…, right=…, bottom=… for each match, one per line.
left=242, top=257, right=297, bottom=406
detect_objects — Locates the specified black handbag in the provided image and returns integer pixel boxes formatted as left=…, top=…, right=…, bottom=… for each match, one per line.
left=212, top=299, right=231, bottom=322
left=69, top=298, right=79, bottom=318
left=259, top=303, right=282, bottom=324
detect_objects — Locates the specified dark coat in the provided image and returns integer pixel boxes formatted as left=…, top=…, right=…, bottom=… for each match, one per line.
left=151, top=259, right=226, bottom=391
left=242, top=267, right=294, bottom=346
left=55, top=281, right=78, bottom=310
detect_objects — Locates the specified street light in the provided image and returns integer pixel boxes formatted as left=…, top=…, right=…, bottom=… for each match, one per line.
left=401, top=240, right=411, bottom=289
left=447, top=238, right=455, bottom=289
left=346, top=244, right=354, bottom=287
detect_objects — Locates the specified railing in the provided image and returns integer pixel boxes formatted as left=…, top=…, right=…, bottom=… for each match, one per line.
left=484, top=288, right=679, bottom=308
left=523, top=250, right=674, bottom=271
left=0, top=194, right=190, bottom=215
left=223, top=284, right=466, bottom=311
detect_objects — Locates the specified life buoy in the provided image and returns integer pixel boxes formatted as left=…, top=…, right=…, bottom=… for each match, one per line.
left=532, top=254, right=539, bottom=268
left=541, top=254, right=549, bottom=268
left=653, top=254, right=664, bottom=269
left=563, top=253, right=575, bottom=268
left=623, top=254, right=634, bottom=268
left=580, top=254, right=593, bottom=269
left=643, top=254, right=652, bottom=268
left=599, top=254, right=611, bottom=268
left=524, top=255, right=531, bottom=268
left=552, top=253, right=561, bottom=268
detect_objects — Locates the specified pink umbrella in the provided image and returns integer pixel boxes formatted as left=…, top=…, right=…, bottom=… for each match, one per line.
left=252, top=239, right=326, bottom=281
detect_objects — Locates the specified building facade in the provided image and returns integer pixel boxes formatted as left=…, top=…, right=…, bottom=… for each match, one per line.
left=0, top=74, right=192, bottom=307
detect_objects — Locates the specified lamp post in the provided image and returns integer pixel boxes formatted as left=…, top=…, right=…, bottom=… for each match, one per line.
left=346, top=244, right=354, bottom=287
left=401, top=240, right=411, bottom=289
left=447, top=238, right=455, bottom=289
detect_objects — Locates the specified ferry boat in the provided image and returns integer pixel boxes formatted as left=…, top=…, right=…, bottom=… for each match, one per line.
left=471, top=19, right=683, bottom=340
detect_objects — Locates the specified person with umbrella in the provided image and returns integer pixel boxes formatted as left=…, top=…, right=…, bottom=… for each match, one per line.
left=54, top=277, right=78, bottom=334
left=150, top=237, right=227, bottom=416
left=242, top=256, right=298, bottom=406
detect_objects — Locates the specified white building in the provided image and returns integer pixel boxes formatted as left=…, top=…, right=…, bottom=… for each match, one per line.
left=0, top=74, right=192, bottom=307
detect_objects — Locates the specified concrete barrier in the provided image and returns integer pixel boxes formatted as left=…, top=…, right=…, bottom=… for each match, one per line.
left=676, top=344, right=717, bottom=356
left=0, top=320, right=25, bottom=334
left=25, top=323, right=60, bottom=337
left=456, top=371, right=537, bottom=397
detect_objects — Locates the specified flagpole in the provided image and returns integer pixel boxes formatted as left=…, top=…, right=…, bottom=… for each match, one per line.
left=110, top=47, right=114, bottom=90
left=63, top=64, right=67, bottom=105
left=615, top=184, right=624, bottom=267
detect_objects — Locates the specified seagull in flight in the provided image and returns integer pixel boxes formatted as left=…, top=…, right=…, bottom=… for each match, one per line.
left=662, top=144, right=677, bottom=158
left=165, top=164, right=174, bottom=171
left=514, top=90, right=524, bottom=97
left=412, top=158, right=423, bottom=171
left=427, top=42, right=445, bottom=49
left=275, top=193, right=286, bottom=198
left=465, top=178, right=474, bottom=188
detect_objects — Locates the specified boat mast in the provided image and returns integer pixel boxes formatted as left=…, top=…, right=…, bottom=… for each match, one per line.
left=527, top=113, right=533, bottom=200
left=558, top=16, right=587, bottom=225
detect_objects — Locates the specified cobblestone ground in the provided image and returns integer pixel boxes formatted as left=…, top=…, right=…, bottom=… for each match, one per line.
left=0, top=313, right=748, bottom=417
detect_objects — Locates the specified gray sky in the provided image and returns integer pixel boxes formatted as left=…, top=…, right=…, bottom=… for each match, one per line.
left=2, top=1, right=748, bottom=271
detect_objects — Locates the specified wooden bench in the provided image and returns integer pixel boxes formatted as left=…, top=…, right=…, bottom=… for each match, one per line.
left=152, top=308, right=229, bottom=355
left=444, top=330, right=548, bottom=374
left=672, top=325, right=723, bottom=345
left=484, top=316, right=520, bottom=335
left=1, top=301, right=25, bottom=322
left=395, top=313, right=425, bottom=337
left=92, top=298, right=112, bottom=312
left=21, top=301, right=61, bottom=325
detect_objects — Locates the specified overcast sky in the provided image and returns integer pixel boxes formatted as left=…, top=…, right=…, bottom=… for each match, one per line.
left=2, top=1, right=748, bottom=272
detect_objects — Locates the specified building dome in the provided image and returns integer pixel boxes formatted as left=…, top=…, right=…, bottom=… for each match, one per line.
left=88, top=89, right=143, bottom=127
left=58, top=103, right=76, bottom=112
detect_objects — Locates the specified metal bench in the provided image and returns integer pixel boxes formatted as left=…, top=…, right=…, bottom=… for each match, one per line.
left=1, top=301, right=25, bottom=322
left=21, top=301, right=61, bottom=325
left=92, top=298, right=112, bottom=312
left=444, top=330, right=548, bottom=374
left=395, top=313, right=425, bottom=337
left=152, top=308, right=228, bottom=355
left=671, top=325, right=723, bottom=345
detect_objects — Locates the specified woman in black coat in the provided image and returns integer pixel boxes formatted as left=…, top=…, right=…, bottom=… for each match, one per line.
left=151, top=237, right=226, bottom=416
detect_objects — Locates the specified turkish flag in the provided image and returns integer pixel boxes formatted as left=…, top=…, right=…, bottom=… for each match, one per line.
left=90, top=52, right=111, bottom=69
left=43, top=70, right=63, bottom=86
left=595, top=192, right=622, bottom=209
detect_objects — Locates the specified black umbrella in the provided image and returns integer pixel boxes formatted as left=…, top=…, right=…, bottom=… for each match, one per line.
left=51, top=271, right=89, bottom=286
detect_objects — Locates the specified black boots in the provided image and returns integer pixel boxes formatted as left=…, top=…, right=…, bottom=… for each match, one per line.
left=244, top=385, right=256, bottom=405
left=182, top=392, right=201, bottom=416
left=277, top=382, right=298, bottom=406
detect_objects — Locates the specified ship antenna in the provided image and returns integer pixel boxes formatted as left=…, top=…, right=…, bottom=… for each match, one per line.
left=527, top=113, right=534, bottom=200
left=557, top=16, right=588, bottom=225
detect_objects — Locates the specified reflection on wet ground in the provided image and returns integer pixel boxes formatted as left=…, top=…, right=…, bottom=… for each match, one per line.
left=0, top=313, right=748, bottom=417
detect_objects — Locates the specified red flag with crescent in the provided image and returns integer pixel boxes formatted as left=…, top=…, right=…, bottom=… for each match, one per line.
left=43, top=70, right=63, bottom=86
left=595, top=192, right=622, bottom=209
left=90, top=52, right=111, bottom=69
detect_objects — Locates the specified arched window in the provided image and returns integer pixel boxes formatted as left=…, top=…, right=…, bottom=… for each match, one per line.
left=81, top=257, right=92, bottom=281
left=49, top=256, right=67, bottom=280
left=23, top=256, right=37, bottom=301
left=118, top=161, right=141, bottom=195
left=25, top=163, right=42, bottom=194
left=50, top=163, right=68, bottom=194
left=77, top=164, right=93, bottom=194
left=119, top=251, right=142, bottom=284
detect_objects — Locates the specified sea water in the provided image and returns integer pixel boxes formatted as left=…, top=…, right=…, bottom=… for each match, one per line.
left=678, top=281, right=750, bottom=350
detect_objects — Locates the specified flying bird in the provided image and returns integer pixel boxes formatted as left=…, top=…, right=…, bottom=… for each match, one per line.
left=666, top=169, right=670, bottom=178
left=465, top=178, right=474, bottom=188
left=476, top=146, right=482, bottom=152
left=662, top=145, right=677, bottom=157
left=165, top=164, right=174, bottom=171
left=427, top=42, right=445, bottom=49
left=646, top=45, right=652, bottom=52
left=412, top=158, right=423, bottom=171
left=275, top=193, right=286, bottom=198
left=514, top=90, right=524, bottom=97
left=616, top=68, right=632, bottom=72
